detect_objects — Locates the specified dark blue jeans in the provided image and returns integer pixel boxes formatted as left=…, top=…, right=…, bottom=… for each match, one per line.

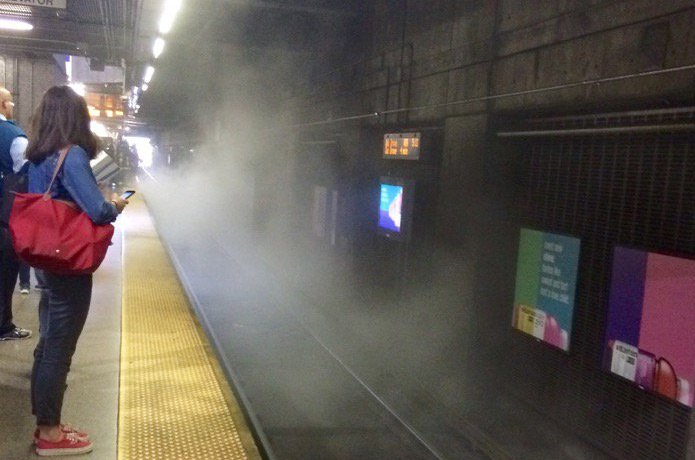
left=18, top=262, right=30, bottom=288
left=0, top=228, right=19, bottom=334
left=31, top=271, right=92, bottom=426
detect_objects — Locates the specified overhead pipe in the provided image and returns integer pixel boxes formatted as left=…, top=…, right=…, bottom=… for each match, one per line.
left=0, top=35, right=85, bottom=55
left=397, top=0, right=409, bottom=125
left=294, top=63, right=695, bottom=129
left=126, top=0, right=145, bottom=86
left=497, top=124, right=695, bottom=137
left=121, top=0, right=128, bottom=95
left=222, top=0, right=356, bottom=17
left=122, top=0, right=128, bottom=62
left=98, top=0, right=113, bottom=61
left=525, top=106, right=695, bottom=124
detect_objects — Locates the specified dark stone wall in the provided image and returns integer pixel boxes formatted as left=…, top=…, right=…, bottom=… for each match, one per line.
left=156, top=2, right=695, bottom=458
left=287, top=2, right=695, bottom=459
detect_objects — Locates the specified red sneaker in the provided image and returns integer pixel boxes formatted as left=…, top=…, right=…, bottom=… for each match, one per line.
left=35, top=432, right=93, bottom=457
left=34, top=424, right=89, bottom=445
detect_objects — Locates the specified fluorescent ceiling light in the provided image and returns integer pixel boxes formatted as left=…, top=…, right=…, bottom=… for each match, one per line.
left=65, top=56, right=73, bottom=82
left=90, top=121, right=109, bottom=137
left=69, top=82, right=86, bottom=97
left=152, top=37, right=165, bottom=58
left=143, top=66, right=155, bottom=83
left=141, top=84, right=149, bottom=92
left=158, top=0, right=182, bottom=35
left=0, top=18, right=33, bottom=31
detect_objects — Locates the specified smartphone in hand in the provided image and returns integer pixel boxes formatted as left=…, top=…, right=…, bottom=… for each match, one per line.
left=120, top=190, right=136, bottom=200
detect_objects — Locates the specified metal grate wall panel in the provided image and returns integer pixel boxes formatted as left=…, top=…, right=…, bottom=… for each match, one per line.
left=519, top=129, right=694, bottom=460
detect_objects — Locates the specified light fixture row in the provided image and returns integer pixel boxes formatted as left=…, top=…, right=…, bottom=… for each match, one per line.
left=0, top=18, right=33, bottom=31
left=139, top=0, right=182, bottom=103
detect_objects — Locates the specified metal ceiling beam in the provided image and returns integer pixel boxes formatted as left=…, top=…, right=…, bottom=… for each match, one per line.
left=0, top=14, right=127, bottom=59
left=0, top=41, right=121, bottom=59
left=98, top=0, right=114, bottom=61
left=0, top=38, right=82, bottom=56
left=0, top=31, right=121, bottom=59
left=221, top=0, right=358, bottom=17
left=124, top=0, right=140, bottom=63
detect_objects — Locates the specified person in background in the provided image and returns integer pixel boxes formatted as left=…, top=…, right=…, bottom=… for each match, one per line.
left=18, top=261, right=30, bottom=294
left=35, top=269, right=47, bottom=290
left=0, top=86, right=31, bottom=341
left=26, top=86, right=128, bottom=457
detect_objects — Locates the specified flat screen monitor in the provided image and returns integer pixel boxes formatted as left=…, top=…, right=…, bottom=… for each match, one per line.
left=604, top=247, right=695, bottom=407
left=378, top=177, right=412, bottom=240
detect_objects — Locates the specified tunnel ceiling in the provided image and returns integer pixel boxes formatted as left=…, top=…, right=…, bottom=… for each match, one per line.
left=0, top=0, right=360, bottom=62
left=134, top=0, right=368, bottom=126
left=0, top=0, right=366, bottom=126
left=0, top=0, right=133, bottom=63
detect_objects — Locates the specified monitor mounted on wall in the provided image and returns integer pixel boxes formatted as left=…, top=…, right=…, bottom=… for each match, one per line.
left=377, top=177, right=413, bottom=240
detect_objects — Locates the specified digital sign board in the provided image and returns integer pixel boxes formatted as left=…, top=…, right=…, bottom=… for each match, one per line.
left=383, top=132, right=421, bottom=160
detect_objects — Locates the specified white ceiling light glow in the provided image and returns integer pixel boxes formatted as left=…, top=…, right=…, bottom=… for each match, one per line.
left=0, top=18, right=33, bottom=31
left=158, top=0, right=182, bottom=35
left=69, top=82, right=87, bottom=97
left=152, top=37, right=165, bottom=58
left=65, top=56, right=73, bottom=82
left=141, top=83, right=149, bottom=92
left=143, top=66, right=155, bottom=83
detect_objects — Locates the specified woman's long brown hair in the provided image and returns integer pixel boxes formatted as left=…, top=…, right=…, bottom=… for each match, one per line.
left=25, top=85, right=99, bottom=163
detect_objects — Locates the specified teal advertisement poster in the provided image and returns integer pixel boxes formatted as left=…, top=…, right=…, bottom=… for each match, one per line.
left=512, top=228, right=581, bottom=351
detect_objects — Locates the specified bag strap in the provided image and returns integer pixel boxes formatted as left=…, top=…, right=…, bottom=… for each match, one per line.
left=43, top=146, right=72, bottom=199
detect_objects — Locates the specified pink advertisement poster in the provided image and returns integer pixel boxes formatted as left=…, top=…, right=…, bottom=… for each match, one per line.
left=605, top=247, right=695, bottom=407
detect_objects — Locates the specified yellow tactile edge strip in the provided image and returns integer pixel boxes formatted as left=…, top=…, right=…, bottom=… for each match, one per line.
left=118, top=198, right=262, bottom=460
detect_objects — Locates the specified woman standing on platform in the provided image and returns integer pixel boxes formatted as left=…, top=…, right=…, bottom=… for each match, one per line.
left=25, top=86, right=128, bottom=457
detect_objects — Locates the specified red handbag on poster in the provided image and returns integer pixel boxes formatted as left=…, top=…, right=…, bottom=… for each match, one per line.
left=9, top=147, right=114, bottom=275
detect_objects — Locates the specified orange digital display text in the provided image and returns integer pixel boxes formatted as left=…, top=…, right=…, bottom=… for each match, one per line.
left=383, top=133, right=421, bottom=159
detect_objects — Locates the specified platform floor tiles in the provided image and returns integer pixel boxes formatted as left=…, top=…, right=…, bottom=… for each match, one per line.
left=0, top=198, right=261, bottom=460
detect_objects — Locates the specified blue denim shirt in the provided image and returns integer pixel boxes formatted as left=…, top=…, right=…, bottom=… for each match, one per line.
left=28, top=146, right=118, bottom=225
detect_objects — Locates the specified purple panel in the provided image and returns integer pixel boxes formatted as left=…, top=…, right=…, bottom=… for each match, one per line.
left=605, top=247, right=647, bottom=354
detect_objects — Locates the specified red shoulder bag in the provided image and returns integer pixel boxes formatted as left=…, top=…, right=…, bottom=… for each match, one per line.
left=9, top=147, right=114, bottom=275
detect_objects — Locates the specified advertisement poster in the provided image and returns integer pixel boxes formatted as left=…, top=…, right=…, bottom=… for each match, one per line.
left=604, top=247, right=695, bottom=407
left=512, top=228, right=581, bottom=351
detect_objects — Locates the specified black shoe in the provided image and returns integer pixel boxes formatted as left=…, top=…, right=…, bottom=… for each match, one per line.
left=0, top=327, right=32, bottom=341
left=20, top=284, right=30, bottom=295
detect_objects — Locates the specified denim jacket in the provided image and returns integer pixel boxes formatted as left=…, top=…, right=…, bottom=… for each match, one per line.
left=28, top=145, right=118, bottom=225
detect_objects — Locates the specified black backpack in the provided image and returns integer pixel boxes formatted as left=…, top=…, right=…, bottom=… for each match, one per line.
left=0, top=163, right=28, bottom=228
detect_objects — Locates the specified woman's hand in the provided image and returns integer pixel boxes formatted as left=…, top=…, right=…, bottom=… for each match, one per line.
left=111, top=193, right=128, bottom=214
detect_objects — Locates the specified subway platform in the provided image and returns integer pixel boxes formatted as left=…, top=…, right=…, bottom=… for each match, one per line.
left=0, top=191, right=617, bottom=460
left=0, top=198, right=261, bottom=460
